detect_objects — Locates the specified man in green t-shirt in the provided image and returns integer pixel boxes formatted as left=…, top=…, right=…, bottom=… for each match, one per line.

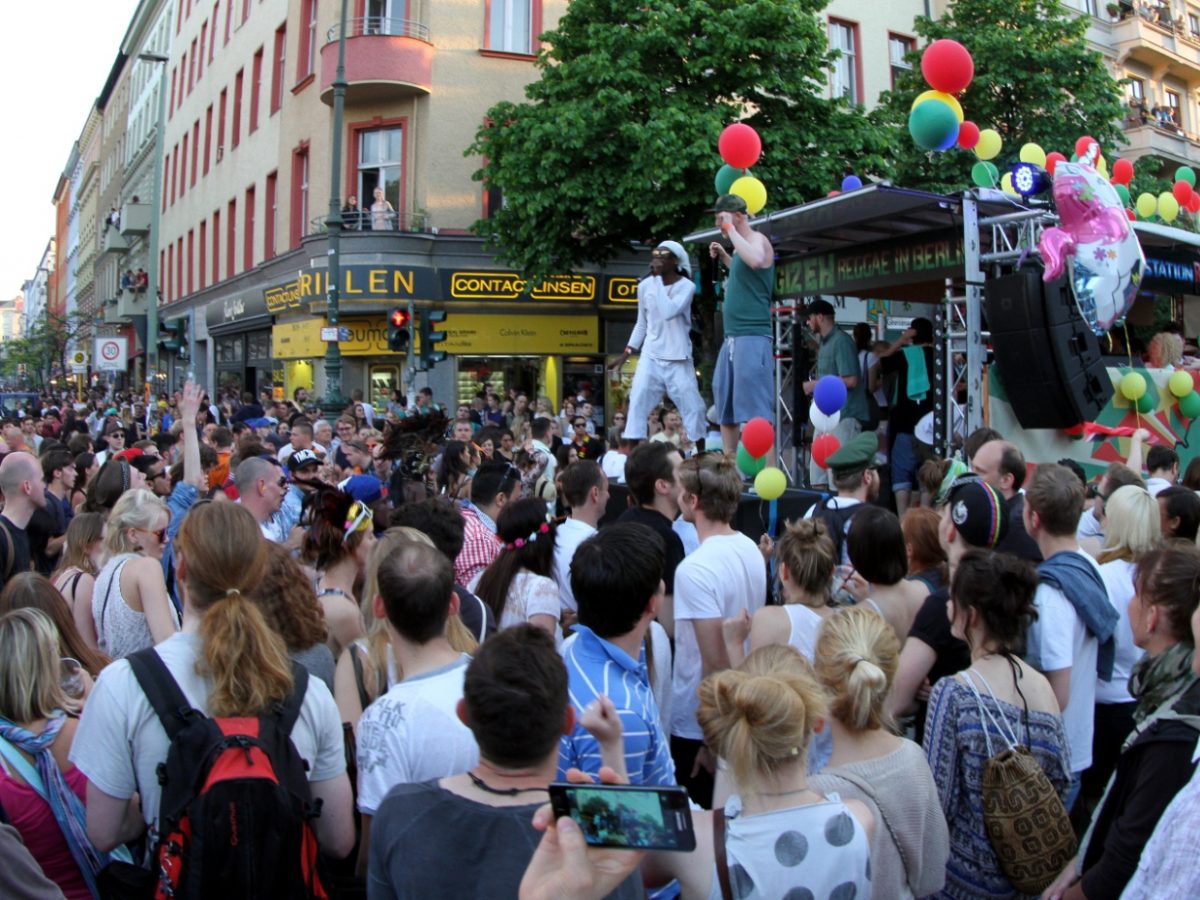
left=707, top=194, right=776, bottom=458
left=802, top=298, right=869, bottom=489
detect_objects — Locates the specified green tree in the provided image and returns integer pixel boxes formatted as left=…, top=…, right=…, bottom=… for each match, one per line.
left=1, top=310, right=93, bottom=390
left=883, top=0, right=1126, bottom=193
left=468, top=0, right=894, bottom=278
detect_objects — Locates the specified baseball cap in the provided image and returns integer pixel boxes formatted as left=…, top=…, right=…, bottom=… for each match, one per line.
left=944, top=475, right=1009, bottom=549
left=340, top=474, right=384, bottom=506
left=707, top=194, right=748, bottom=214
left=803, top=298, right=836, bottom=318
left=245, top=417, right=273, bottom=429
left=654, top=240, right=691, bottom=276
left=287, top=449, right=321, bottom=472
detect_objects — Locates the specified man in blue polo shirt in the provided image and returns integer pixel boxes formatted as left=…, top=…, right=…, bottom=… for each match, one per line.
left=558, top=522, right=675, bottom=785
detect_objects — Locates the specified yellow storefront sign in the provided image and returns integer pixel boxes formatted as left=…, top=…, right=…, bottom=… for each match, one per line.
left=272, top=313, right=599, bottom=359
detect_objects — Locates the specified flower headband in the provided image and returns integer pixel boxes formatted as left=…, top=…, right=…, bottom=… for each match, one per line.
left=504, top=520, right=551, bottom=551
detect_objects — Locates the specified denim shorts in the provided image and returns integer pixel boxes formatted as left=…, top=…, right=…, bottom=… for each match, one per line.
left=712, top=335, right=774, bottom=425
left=892, top=432, right=920, bottom=491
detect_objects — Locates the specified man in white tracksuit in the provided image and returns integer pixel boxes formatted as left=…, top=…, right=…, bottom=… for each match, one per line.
left=610, top=241, right=708, bottom=447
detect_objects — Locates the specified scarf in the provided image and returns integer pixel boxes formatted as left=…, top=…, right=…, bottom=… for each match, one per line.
left=902, top=345, right=930, bottom=403
left=1036, top=551, right=1119, bottom=680
left=1129, top=642, right=1197, bottom=728
left=0, top=713, right=111, bottom=898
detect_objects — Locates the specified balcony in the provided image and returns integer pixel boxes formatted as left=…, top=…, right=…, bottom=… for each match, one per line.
left=1112, top=8, right=1200, bottom=77
left=1122, top=121, right=1200, bottom=167
left=309, top=209, right=434, bottom=235
left=119, top=202, right=152, bottom=236
left=102, top=298, right=123, bottom=326
left=320, top=16, right=433, bottom=105
left=102, top=227, right=129, bottom=255
left=117, top=289, right=149, bottom=319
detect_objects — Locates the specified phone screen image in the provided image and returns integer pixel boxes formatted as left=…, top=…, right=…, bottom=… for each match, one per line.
left=550, top=783, right=695, bottom=852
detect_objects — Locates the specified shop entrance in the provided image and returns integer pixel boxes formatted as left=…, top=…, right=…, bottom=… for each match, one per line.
left=456, top=356, right=543, bottom=405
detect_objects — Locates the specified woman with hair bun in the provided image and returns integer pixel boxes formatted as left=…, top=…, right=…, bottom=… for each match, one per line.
left=301, top=488, right=372, bottom=659
left=809, top=607, right=949, bottom=899
left=923, top=549, right=1069, bottom=899
left=642, top=645, right=874, bottom=898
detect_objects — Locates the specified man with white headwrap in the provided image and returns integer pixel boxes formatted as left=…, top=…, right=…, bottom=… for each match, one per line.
left=610, top=241, right=708, bottom=447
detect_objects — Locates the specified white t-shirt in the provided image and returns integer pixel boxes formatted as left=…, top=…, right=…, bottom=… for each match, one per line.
left=1027, top=557, right=1101, bottom=774
left=670, top=532, right=767, bottom=740
left=1145, top=476, right=1173, bottom=497
left=673, top=517, right=700, bottom=556
left=600, top=450, right=627, bottom=484
left=70, top=632, right=345, bottom=839
left=355, top=654, right=478, bottom=815
left=553, top=518, right=597, bottom=613
left=1076, top=507, right=1103, bottom=543
left=1096, top=558, right=1144, bottom=705
left=501, top=571, right=562, bottom=645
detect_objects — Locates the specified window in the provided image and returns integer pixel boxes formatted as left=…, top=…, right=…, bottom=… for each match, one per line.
left=179, top=52, right=187, bottom=106
left=244, top=186, right=256, bottom=271
left=888, top=34, right=914, bottom=89
left=829, top=20, right=860, bottom=104
left=218, top=88, right=227, bottom=159
left=191, top=121, right=200, bottom=186
left=357, top=126, right=402, bottom=229
left=187, top=230, right=195, bottom=295
left=227, top=198, right=237, bottom=279
left=487, top=0, right=534, bottom=54
left=250, top=48, right=263, bottom=133
left=292, top=145, right=309, bottom=247
left=179, top=134, right=188, bottom=197
left=242, top=0, right=251, bottom=25
left=188, top=39, right=197, bottom=93
left=162, top=165, right=170, bottom=212
left=210, top=3, right=218, bottom=62
left=265, top=171, right=278, bottom=259
left=1129, top=77, right=1145, bottom=101
left=203, top=105, right=213, bottom=175
left=169, top=68, right=177, bottom=119
left=1190, top=10, right=1200, bottom=34
left=212, top=209, right=221, bottom=283
left=299, top=0, right=318, bottom=81
left=1167, top=89, right=1182, bottom=126
left=271, top=25, right=286, bottom=113
left=199, top=23, right=207, bottom=79
left=199, top=220, right=208, bottom=289
left=232, top=69, right=244, bottom=148
left=171, top=144, right=180, bottom=204
left=176, top=237, right=184, bottom=300
left=166, top=244, right=174, bottom=302
left=176, top=0, right=184, bottom=34
left=225, top=0, right=233, bottom=44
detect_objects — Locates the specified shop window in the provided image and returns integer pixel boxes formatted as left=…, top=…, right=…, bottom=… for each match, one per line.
left=888, top=34, right=914, bottom=89
left=371, top=365, right=402, bottom=406
left=358, top=126, right=403, bottom=229
left=247, top=331, right=272, bottom=362
left=217, top=336, right=244, bottom=364
left=829, top=20, right=860, bottom=105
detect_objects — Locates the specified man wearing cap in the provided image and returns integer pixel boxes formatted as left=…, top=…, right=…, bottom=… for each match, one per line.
left=802, top=298, right=869, bottom=489
left=803, top=431, right=880, bottom=564
left=609, top=241, right=707, bottom=448
left=707, top=194, right=776, bottom=457
left=887, top=475, right=1009, bottom=741
left=280, top=448, right=328, bottom=538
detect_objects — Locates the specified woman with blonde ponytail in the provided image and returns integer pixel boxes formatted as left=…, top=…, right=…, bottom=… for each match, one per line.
left=69, top=501, right=355, bottom=862
left=642, top=645, right=874, bottom=899
left=809, top=607, right=949, bottom=899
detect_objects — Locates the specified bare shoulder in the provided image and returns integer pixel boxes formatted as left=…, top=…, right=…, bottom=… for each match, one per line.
left=1014, top=660, right=1061, bottom=713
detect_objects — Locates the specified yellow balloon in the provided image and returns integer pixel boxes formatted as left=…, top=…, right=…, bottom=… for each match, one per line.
left=1136, top=192, right=1157, bottom=218
left=730, top=175, right=767, bottom=215
left=1001, top=172, right=1018, bottom=196
left=1097, top=155, right=1108, bottom=177
left=754, top=466, right=787, bottom=501
left=1019, top=143, right=1047, bottom=167
left=1169, top=369, right=1194, bottom=397
left=1159, top=192, right=1180, bottom=222
left=912, top=90, right=964, bottom=123
left=1120, top=372, right=1147, bottom=401
left=975, top=129, right=1002, bottom=161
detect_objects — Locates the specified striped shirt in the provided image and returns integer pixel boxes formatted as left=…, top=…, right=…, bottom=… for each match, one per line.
left=557, top=625, right=675, bottom=785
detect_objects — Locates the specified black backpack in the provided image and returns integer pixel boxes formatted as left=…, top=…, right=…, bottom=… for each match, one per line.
left=126, top=649, right=329, bottom=900
left=811, top=498, right=864, bottom=562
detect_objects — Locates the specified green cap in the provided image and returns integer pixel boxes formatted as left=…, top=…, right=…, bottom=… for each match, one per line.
left=707, top=194, right=748, bottom=214
left=825, top=432, right=879, bottom=477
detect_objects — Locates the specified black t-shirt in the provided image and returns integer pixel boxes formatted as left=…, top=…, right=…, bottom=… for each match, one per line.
left=881, top=346, right=935, bottom=436
left=907, top=586, right=971, bottom=742
left=995, top=492, right=1043, bottom=563
left=0, top=516, right=32, bottom=593
left=454, top=584, right=497, bottom=641
left=26, top=498, right=68, bottom=577
left=616, top=506, right=686, bottom=594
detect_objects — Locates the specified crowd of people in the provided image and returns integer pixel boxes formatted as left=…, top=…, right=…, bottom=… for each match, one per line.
left=0, top=351, right=1197, bottom=900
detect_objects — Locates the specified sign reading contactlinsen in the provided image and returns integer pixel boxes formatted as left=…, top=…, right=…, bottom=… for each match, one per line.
left=445, top=272, right=596, bottom=302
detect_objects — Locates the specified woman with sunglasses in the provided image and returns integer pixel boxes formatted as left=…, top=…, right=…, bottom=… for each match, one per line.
left=89, top=489, right=179, bottom=659
left=301, top=488, right=373, bottom=660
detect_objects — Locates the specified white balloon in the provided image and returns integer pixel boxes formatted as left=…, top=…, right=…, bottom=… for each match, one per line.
left=809, top=406, right=840, bottom=434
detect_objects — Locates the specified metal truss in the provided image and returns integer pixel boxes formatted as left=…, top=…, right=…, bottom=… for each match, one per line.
left=774, top=304, right=801, bottom=484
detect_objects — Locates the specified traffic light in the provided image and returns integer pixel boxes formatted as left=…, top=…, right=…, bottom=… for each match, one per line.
left=418, top=309, right=448, bottom=370
left=387, top=307, right=411, bottom=352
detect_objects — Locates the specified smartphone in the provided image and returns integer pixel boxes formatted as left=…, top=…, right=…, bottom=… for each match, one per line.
left=548, top=782, right=696, bottom=852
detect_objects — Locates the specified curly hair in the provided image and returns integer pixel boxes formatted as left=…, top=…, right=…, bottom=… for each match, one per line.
left=250, top=542, right=330, bottom=651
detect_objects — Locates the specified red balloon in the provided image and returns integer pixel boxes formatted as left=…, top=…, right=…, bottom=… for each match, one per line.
left=812, top=434, right=842, bottom=470
left=1125, top=208, right=1136, bottom=221
left=1111, top=158, right=1134, bottom=185
left=1174, top=180, right=1194, bottom=205
left=1045, top=152, right=1067, bottom=175
left=920, top=39, right=974, bottom=94
left=827, top=190, right=841, bottom=197
left=1189, top=193, right=1200, bottom=214
left=956, top=121, right=980, bottom=150
left=1075, top=135, right=1098, bottom=160
left=741, top=417, right=775, bottom=459
left=718, top=123, right=762, bottom=169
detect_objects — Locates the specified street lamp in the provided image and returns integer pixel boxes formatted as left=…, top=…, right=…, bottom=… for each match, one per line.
left=322, top=0, right=350, bottom=415
left=140, top=50, right=170, bottom=400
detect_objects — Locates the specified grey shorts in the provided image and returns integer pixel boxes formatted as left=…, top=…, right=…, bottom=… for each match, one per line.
left=712, top=335, right=774, bottom=425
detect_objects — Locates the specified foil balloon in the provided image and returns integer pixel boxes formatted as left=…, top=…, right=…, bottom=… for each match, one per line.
left=1038, top=161, right=1145, bottom=335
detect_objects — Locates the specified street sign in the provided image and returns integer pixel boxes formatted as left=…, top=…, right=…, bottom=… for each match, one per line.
left=320, top=326, right=339, bottom=342
left=94, top=337, right=128, bottom=372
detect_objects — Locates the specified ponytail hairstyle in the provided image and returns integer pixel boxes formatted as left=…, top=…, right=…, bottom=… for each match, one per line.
left=175, top=501, right=291, bottom=716
left=475, top=497, right=557, bottom=623
left=949, top=549, right=1040, bottom=656
left=814, top=606, right=899, bottom=733
left=775, top=519, right=835, bottom=601
left=697, top=644, right=827, bottom=794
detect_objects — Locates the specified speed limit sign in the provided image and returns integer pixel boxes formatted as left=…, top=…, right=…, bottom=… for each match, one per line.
left=94, top=337, right=128, bottom=372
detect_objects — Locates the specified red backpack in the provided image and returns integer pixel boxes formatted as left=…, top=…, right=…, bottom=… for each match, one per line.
left=127, top=649, right=330, bottom=899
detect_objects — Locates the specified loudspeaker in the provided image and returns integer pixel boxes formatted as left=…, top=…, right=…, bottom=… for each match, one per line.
left=985, top=267, right=1114, bottom=429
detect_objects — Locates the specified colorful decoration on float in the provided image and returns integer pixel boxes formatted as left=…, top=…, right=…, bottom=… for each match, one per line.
left=739, top=417, right=786, bottom=499
left=741, top=417, right=774, bottom=459
left=714, top=123, right=768, bottom=214
left=754, top=466, right=787, bottom=501
left=908, top=40, right=975, bottom=153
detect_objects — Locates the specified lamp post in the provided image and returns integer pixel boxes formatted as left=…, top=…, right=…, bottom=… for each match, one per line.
left=322, top=0, right=350, bottom=415
left=140, top=50, right=170, bottom=399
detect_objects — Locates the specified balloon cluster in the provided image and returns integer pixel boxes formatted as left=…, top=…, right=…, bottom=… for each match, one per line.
left=908, top=40, right=976, bottom=153
left=1118, top=371, right=1158, bottom=415
left=715, top=124, right=767, bottom=214
left=1132, top=167, right=1200, bottom=224
left=1169, top=370, right=1200, bottom=419
left=806, top=376, right=850, bottom=469
left=735, top=418, right=787, bottom=500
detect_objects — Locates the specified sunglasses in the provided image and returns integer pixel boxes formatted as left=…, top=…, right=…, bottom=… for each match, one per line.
left=651, top=249, right=674, bottom=258
left=343, top=501, right=374, bottom=542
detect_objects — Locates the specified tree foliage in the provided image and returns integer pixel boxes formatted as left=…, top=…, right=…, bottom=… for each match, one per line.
left=468, top=0, right=894, bottom=277
left=882, top=0, right=1127, bottom=193
left=0, top=311, right=92, bottom=389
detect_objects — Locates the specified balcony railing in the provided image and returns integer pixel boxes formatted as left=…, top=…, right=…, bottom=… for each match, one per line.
left=309, top=210, right=433, bottom=235
left=327, top=16, right=430, bottom=43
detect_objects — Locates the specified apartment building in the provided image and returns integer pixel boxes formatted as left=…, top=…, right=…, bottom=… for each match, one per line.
left=22, top=240, right=54, bottom=336
left=826, top=0, right=927, bottom=109
left=0, top=296, right=25, bottom=344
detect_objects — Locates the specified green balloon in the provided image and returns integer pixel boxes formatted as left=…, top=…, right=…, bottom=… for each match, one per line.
left=908, top=99, right=959, bottom=151
left=715, top=164, right=744, bottom=196
left=971, top=161, right=999, bottom=187
left=1115, top=184, right=1131, bottom=206
left=1136, top=392, right=1157, bottom=414
left=1179, top=390, right=1200, bottom=419
left=736, top=443, right=766, bottom=477
left=1176, top=166, right=1197, bottom=187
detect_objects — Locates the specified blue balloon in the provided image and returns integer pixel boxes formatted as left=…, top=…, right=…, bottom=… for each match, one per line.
left=814, top=375, right=848, bottom=415
left=841, top=174, right=863, bottom=192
